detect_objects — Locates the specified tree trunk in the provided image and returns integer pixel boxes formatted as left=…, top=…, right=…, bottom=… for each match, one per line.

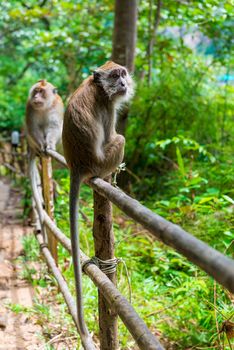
left=147, top=0, right=162, bottom=85
left=112, top=0, right=137, bottom=135
left=93, top=176, right=118, bottom=350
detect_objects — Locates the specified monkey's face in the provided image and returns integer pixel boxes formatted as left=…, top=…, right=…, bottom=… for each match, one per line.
left=29, top=82, right=57, bottom=110
left=94, top=67, right=134, bottom=101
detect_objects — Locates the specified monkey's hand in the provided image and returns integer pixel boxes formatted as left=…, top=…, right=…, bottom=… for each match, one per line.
left=113, top=162, right=126, bottom=187
left=117, top=162, right=126, bottom=172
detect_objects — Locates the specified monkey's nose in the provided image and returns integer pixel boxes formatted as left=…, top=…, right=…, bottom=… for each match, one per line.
left=120, top=82, right=125, bottom=87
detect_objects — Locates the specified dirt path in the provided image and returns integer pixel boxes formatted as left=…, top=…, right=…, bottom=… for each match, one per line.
left=0, top=177, right=43, bottom=350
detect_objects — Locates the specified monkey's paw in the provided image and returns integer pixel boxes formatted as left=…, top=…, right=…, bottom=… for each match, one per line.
left=36, top=147, right=46, bottom=158
left=117, top=162, right=126, bottom=173
left=113, top=162, right=126, bottom=187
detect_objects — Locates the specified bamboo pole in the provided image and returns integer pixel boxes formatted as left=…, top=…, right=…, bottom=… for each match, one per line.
left=46, top=150, right=234, bottom=294
left=41, top=156, right=58, bottom=264
left=90, top=177, right=234, bottom=293
left=93, top=176, right=118, bottom=350
left=20, top=131, right=27, bottom=174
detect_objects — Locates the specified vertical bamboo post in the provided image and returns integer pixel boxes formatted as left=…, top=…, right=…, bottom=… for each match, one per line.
left=93, top=176, right=118, bottom=350
left=20, top=130, right=27, bottom=174
left=41, top=156, right=58, bottom=264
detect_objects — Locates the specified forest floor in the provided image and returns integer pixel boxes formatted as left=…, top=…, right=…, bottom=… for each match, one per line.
left=0, top=176, right=43, bottom=350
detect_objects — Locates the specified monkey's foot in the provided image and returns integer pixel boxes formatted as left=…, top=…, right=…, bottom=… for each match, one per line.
left=113, top=162, right=126, bottom=187
left=36, top=149, right=46, bottom=158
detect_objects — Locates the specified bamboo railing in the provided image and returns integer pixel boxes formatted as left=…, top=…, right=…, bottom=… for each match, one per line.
left=1, top=141, right=234, bottom=350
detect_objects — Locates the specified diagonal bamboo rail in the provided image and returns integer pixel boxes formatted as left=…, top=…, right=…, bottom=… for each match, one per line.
left=90, top=178, right=234, bottom=293
left=46, top=150, right=234, bottom=294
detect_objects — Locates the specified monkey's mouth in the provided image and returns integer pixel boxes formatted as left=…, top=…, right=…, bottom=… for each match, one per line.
left=118, top=87, right=127, bottom=94
left=33, top=101, right=44, bottom=107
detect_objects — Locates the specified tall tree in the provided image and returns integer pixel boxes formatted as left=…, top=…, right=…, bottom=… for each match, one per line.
left=147, top=0, right=162, bottom=85
left=112, top=0, right=137, bottom=134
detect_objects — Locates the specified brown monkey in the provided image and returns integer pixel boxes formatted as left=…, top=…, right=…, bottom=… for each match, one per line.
left=62, top=61, right=134, bottom=348
left=25, top=79, right=64, bottom=155
left=25, top=80, right=64, bottom=246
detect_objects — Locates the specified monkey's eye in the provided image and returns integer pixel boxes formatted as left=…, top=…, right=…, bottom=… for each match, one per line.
left=35, top=88, right=43, bottom=94
left=112, top=74, right=119, bottom=79
left=121, top=70, right=127, bottom=77
left=33, top=89, right=40, bottom=96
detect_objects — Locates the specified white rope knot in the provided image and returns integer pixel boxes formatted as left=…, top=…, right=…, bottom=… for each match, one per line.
left=82, top=256, right=132, bottom=303
left=82, top=257, right=121, bottom=275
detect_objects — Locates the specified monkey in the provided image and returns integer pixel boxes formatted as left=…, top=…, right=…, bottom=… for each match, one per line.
left=62, top=61, right=134, bottom=349
left=25, top=80, right=64, bottom=244
left=25, top=79, right=64, bottom=156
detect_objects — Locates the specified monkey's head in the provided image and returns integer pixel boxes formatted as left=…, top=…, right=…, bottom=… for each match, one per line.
left=29, top=80, right=58, bottom=110
left=93, top=61, right=134, bottom=102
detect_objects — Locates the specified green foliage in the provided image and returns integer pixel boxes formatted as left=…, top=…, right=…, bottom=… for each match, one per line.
left=50, top=167, right=233, bottom=349
left=7, top=303, right=29, bottom=314
left=0, top=0, right=233, bottom=131
left=125, top=56, right=233, bottom=199
left=157, top=136, right=216, bottom=164
left=0, top=0, right=113, bottom=130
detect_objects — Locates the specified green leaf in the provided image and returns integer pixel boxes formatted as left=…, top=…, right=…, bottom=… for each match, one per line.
left=222, top=195, right=234, bottom=205
left=198, top=197, right=215, bottom=204
left=176, top=147, right=185, bottom=178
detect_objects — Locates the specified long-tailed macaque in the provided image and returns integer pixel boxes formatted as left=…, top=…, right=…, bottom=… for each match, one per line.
left=25, top=80, right=64, bottom=245
left=25, top=79, right=64, bottom=155
left=62, top=61, right=134, bottom=348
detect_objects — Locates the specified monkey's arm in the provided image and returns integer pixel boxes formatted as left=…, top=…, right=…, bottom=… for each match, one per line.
left=26, top=128, right=46, bottom=154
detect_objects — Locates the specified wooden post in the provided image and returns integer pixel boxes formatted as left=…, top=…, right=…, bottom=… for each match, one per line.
left=41, top=156, right=58, bottom=264
left=20, top=131, right=27, bottom=174
left=93, top=176, right=118, bottom=350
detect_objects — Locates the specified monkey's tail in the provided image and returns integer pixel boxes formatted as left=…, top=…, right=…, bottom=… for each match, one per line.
left=70, top=170, right=96, bottom=350
left=28, top=152, right=46, bottom=238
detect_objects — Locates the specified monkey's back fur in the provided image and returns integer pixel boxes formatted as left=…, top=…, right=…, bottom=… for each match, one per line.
left=63, top=76, right=118, bottom=178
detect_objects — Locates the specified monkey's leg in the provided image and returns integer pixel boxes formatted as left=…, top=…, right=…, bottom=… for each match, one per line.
left=27, top=133, right=43, bottom=154
left=100, top=134, right=125, bottom=176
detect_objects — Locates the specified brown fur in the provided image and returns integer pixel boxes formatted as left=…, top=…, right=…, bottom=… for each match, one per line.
left=62, top=60, right=134, bottom=179
left=61, top=62, right=134, bottom=348
left=25, top=81, right=64, bottom=154
left=37, top=79, right=47, bottom=87
left=97, top=60, right=125, bottom=71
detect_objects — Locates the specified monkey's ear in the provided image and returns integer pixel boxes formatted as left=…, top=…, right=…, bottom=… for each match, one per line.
left=53, top=88, right=58, bottom=94
left=93, top=71, right=101, bottom=84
